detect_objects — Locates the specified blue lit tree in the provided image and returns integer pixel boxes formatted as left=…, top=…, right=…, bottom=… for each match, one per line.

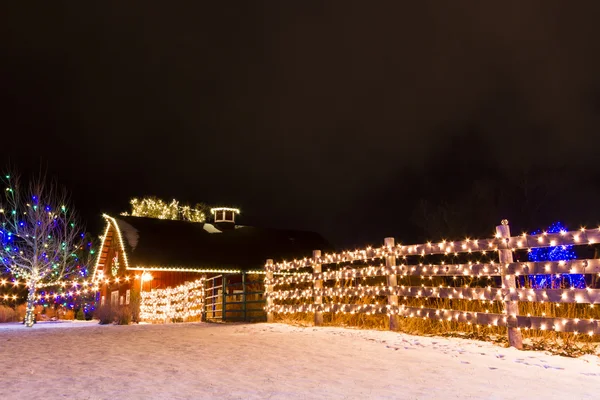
left=526, top=222, right=585, bottom=289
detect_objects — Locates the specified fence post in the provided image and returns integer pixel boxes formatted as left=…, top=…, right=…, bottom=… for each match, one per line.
left=222, top=274, right=228, bottom=322
left=265, top=259, right=274, bottom=323
left=496, top=220, right=523, bottom=350
left=385, top=237, right=399, bottom=330
left=201, top=274, right=207, bottom=322
left=313, top=250, right=323, bottom=326
left=165, top=290, right=171, bottom=324
left=182, top=281, right=189, bottom=323
left=242, top=271, right=247, bottom=322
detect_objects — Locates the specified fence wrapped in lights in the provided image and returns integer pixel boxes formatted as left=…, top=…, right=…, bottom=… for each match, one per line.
left=140, top=278, right=205, bottom=322
left=265, top=224, right=600, bottom=339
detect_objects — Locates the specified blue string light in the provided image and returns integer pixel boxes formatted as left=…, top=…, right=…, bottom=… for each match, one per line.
left=525, top=222, right=585, bottom=289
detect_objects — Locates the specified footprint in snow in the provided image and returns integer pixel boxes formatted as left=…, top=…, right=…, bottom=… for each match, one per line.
left=543, top=365, right=564, bottom=370
left=489, top=367, right=498, bottom=370
left=495, top=354, right=505, bottom=359
left=460, top=361, right=470, bottom=364
left=514, top=360, right=563, bottom=370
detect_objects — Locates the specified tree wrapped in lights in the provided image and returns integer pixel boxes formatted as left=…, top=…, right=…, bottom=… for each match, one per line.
left=37, top=232, right=99, bottom=319
left=121, top=196, right=207, bottom=223
left=0, top=173, right=85, bottom=327
left=527, top=221, right=584, bottom=289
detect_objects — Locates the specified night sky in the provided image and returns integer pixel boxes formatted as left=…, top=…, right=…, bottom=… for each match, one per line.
left=2, top=3, right=600, bottom=248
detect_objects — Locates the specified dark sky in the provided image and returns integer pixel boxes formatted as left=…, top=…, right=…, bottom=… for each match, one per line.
left=2, top=2, right=600, bottom=248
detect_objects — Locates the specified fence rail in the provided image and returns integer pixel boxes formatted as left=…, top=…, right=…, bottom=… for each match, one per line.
left=265, top=221, right=600, bottom=349
left=268, top=228, right=600, bottom=271
left=268, top=286, right=600, bottom=303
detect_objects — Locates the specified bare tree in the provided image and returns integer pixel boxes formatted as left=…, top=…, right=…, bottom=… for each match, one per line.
left=0, top=172, right=84, bottom=327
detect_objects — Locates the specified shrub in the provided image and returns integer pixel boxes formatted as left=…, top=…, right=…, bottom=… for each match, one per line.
left=62, top=310, right=75, bottom=320
left=34, top=305, right=43, bottom=318
left=129, top=291, right=141, bottom=323
left=0, top=305, right=16, bottom=322
left=94, top=304, right=135, bottom=325
left=115, top=306, right=132, bottom=325
left=16, top=304, right=27, bottom=320
left=94, top=304, right=115, bottom=325
left=44, top=306, right=57, bottom=320
left=75, top=310, right=85, bottom=320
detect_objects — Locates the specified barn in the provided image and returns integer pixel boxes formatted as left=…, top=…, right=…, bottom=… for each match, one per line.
left=92, top=208, right=331, bottom=322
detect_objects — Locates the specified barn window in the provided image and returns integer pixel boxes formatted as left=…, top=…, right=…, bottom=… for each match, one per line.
left=111, top=291, right=119, bottom=305
left=126, top=290, right=130, bottom=305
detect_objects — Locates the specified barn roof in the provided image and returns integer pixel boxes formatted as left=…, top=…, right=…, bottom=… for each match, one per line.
left=106, top=215, right=332, bottom=272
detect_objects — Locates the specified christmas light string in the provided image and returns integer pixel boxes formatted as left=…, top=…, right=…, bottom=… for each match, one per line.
left=121, top=197, right=207, bottom=223
left=140, top=278, right=205, bottom=321
left=268, top=284, right=600, bottom=303
left=266, top=260, right=600, bottom=288
left=268, top=227, right=600, bottom=272
left=266, top=303, right=598, bottom=336
left=210, top=207, right=240, bottom=215
left=266, top=227, right=600, bottom=335
left=526, top=222, right=584, bottom=288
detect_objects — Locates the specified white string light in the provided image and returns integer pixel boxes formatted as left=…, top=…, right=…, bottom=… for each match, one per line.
left=140, top=278, right=205, bottom=321
left=265, top=228, right=600, bottom=335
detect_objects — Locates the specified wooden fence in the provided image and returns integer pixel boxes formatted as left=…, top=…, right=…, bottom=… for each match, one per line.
left=140, top=277, right=205, bottom=322
left=264, top=221, right=600, bottom=349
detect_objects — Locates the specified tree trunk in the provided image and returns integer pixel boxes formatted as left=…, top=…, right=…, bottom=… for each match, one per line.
left=25, top=282, right=36, bottom=327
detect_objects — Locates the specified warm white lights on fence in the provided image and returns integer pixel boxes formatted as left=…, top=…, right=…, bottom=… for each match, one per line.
left=139, top=278, right=205, bottom=321
left=265, top=227, right=600, bottom=337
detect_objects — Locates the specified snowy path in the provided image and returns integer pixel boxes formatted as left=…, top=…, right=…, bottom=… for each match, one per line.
left=0, top=321, right=599, bottom=399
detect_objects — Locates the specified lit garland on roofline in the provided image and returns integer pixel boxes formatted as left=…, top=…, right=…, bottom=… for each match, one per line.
left=127, top=266, right=243, bottom=274
left=126, top=266, right=298, bottom=275
left=91, top=214, right=130, bottom=282
left=210, top=207, right=240, bottom=215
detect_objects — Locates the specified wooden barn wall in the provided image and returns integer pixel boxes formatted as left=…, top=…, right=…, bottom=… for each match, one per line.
left=146, top=271, right=204, bottom=291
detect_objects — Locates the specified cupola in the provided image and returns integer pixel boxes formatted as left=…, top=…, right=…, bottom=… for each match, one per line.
left=210, top=207, right=240, bottom=229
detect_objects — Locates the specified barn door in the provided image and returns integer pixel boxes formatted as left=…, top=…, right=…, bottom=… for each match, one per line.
left=204, top=275, right=224, bottom=321
left=203, top=273, right=267, bottom=322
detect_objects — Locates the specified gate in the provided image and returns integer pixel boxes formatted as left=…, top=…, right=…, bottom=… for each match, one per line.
left=203, top=272, right=266, bottom=322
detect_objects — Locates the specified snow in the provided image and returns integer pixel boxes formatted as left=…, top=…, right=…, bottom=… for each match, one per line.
left=203, top=223, right=222, bottom=233
left=0, top=322, right=599, bottom=399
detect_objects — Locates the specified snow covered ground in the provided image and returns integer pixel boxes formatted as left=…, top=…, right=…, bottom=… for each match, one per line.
left=0, top=321, right=599, bottom=399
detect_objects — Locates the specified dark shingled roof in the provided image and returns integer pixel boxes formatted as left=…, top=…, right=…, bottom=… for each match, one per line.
left=113, top=215, right=333, bottom=271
